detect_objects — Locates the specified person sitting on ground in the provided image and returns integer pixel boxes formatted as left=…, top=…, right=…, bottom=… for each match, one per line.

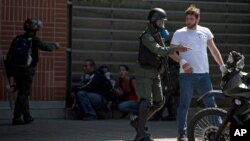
left=114, top=64, right=139, bottom=118
left=73, top=59, right=113, bottom=120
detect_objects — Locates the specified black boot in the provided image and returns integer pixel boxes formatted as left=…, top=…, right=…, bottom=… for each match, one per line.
left=12, top=118, right=24, bottom=125
left=24, top=116, right=34, bottom=124
left=130, top=117, right=148, bottom=132
left=133, top=100, right=153, bottom=141
left=134, top=133, right=153, bottom=141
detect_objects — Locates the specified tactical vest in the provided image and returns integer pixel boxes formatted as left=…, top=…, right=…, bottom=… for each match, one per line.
left=138, top=32, right=166, bottom=69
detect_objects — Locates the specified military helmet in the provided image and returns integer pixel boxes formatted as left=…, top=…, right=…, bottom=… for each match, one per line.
left=148, top=8, right=167, bottom=22
left=23, top=18, right=43, bottom=32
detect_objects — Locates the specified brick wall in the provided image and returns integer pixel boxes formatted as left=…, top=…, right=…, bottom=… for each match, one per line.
left=0, top=0, right=68, bottom=101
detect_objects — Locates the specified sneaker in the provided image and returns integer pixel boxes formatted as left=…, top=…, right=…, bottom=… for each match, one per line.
left=177, top=134, right=188, bottom=141
left=12, top=118, right=24, bottom=125
left=82, top=115, right=96, bottom=120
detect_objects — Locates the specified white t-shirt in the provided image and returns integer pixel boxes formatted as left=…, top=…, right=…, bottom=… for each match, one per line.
left=171, top=25, right=214, bottom=73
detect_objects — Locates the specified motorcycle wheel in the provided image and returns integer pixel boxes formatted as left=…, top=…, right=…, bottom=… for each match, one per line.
left=187, top=108, right=229, bottom=141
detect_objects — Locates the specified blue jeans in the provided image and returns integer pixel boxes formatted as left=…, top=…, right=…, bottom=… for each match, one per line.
left=178, top=73, right=217, bottom=134
left=76, top=91, right=107, bottom=117
left=118, top=100, right=139, bottom=114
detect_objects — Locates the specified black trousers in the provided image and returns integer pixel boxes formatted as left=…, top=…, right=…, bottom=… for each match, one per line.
left=12, top=67, right=35, bottom=120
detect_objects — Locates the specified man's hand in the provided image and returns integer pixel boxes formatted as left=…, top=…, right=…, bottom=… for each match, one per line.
left=183, top=63, right=193, bottom=73
left=180, top=59, right=193, bottom=73
left=220, top=64, right=227, bottom=76
left=173, top=44, right=192, bottom=52
left=54, top=42, right=60, bottom=49
left=115, top=88, right=123, bottom=96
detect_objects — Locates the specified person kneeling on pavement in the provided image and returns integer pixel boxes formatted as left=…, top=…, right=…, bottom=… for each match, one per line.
left=73, top=59, right=113, bottom=120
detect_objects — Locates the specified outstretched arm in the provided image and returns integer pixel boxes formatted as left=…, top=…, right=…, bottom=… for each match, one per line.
left=169, top=44, right=193, bottom=73
left=33, top=37, right=59, bottom=51
left=142, top=34, right=191, bottom=57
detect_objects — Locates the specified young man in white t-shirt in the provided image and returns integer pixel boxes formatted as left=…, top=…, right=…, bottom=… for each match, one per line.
left=170, top=5, right=226, bottom=141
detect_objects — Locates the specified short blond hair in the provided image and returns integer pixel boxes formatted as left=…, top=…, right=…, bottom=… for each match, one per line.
left=185, top=4, right=200, bottom=18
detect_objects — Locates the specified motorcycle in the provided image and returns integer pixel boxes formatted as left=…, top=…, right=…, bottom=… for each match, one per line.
left=187, top=51, right=250, bottom=141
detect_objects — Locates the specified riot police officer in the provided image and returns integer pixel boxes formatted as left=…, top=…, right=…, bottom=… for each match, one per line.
left=131, top=8, right=190, bottom=141
left=6, top=18, right=59, bottom=125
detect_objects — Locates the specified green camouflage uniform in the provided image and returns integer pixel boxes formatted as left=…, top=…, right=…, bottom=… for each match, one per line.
left=136, top=23, right=175, bottom=104
left=132, top=23, right=175, bottom=141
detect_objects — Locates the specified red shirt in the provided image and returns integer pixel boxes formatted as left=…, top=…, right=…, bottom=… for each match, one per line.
left=116, top=77, right=138, bottom=101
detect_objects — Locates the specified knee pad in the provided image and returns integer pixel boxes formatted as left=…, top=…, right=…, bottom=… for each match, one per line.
left=152, top=99, right=165, bottom=110
left=146, top=98, right=165, bottom=120
left=138, top=99, right=152, bottom=111
left=151, top=96, right=165, bottom=110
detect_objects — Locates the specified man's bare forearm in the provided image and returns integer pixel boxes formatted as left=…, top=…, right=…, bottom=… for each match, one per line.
left=169, top=52, right=180, bottom=63
left=169, top=44, right=181, bottom=62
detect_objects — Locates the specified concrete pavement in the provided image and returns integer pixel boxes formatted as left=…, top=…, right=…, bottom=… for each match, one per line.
left=0, top=119, right=178, bottom=141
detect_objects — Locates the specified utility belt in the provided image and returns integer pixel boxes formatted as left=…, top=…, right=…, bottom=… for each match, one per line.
left=139, top=62, right=160, bottom=69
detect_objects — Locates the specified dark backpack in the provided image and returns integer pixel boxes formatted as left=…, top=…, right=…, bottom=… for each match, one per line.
left=7, top=35, right=33, bottom=67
